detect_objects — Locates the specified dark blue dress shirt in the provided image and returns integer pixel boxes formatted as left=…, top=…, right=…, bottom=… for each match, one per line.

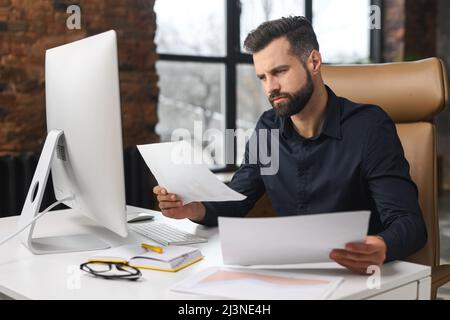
left=200, top=86, right=427, bottom=262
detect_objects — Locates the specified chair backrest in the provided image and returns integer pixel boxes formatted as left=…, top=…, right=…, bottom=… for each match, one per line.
left=321, top=58, right=448, bottom=267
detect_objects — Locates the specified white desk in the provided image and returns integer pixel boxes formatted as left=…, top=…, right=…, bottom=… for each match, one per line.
left=0, top=206, right=431, bottom=300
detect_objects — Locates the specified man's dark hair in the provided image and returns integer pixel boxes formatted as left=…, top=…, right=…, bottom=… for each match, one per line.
left=243, top=16, right=319, bottom=61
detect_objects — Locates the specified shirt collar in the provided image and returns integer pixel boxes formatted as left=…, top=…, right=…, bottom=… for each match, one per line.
left=321, top=86, right=342, bottom=140
left=280, top=85, right=342, bottom=140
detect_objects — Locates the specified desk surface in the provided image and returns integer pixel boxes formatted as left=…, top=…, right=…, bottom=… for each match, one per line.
left=0, top=206, right=431, bottom=300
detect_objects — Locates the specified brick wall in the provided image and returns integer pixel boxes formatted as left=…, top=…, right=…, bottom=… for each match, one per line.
left=383, top=0, right=405, bottom=62
left=403, top=0, right=437, bottom=61
left=0, top=0, right=159, bottom=156
left=383, top=0, right=438, bottom=62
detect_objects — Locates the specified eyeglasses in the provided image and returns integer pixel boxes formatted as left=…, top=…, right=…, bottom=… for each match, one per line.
left=80, top=261, right=142, bottom=281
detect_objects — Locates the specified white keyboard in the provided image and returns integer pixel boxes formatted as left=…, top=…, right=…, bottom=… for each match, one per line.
left=129, top=221, right=208, bottom=246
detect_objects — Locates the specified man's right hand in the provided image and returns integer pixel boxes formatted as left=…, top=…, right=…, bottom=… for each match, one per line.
left=153, top=186, right=206, bottom=222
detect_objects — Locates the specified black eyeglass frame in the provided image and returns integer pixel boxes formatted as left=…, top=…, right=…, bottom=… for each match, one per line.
left=80, top=261, right=142, bottom=281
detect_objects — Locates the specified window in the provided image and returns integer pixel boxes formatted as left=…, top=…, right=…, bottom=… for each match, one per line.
left=239, top=0, right=305, bottom=52
left=155, top=0, right=227, bottom=167
left=156, top=61, right=225, bottom=145
left=313, top=0, right=371, bottom=63
left=155, top=0, right=380, bottom=169
left=155, top=0, right=226, bottom=57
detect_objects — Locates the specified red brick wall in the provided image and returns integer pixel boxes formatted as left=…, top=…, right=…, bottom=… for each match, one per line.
left=383, top=0, right=438, bottom=62
left=403, top=0, right=437, bottom=60
left=383, top=0, right=405, bottom=62
left=0, top=0, right=159, bottom=156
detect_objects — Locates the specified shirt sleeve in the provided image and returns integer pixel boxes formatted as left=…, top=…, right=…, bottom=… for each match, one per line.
left=195, top=131, right=266, bottom=227
left=362, top=115, right=427, bottom=262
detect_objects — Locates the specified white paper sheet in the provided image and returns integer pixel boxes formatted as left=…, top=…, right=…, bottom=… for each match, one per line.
left=171, top=266, right=343, bottom=300
left=137, top=142, right=246, bottom=204
left=219, top=211, right=371, bottom=265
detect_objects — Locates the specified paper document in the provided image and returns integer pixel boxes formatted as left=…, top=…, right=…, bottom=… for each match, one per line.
left=137, top=142, right=246, bottom=204
left=219, top=211, right=370, bottom=265
left=171, top=267, right=343, bottom=300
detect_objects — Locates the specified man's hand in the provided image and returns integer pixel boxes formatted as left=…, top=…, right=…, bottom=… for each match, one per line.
left=153, top=186, right=206, bottom=222
left=329, top=236, right=387, bottom=275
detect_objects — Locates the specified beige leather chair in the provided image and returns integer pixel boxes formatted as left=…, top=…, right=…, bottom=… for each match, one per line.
left=248, top=58, right=450, bottom=299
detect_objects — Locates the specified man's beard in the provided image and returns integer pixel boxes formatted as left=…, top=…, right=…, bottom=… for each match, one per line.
left=269, top=71, right=314, bottom=118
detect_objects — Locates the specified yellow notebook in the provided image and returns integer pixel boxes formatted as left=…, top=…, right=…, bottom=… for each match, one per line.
left=88, top=244, right=203, bottom=272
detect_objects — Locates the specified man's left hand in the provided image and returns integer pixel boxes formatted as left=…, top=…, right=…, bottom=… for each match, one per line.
left=329, top=236, right=387, bottom=275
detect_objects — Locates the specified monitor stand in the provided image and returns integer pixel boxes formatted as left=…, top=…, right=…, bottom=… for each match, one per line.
left=17, top=129, right=110, bottom=255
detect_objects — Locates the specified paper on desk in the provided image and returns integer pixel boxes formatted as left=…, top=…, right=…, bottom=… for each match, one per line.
left=171, top=266, right=343, bottom=300
left=137, top=141, right=246, bottom=204
left=219, top=211, right=370, bottom=266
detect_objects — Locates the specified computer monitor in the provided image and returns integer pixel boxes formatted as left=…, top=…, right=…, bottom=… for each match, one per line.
left=17, top=30, right=128, bottom=254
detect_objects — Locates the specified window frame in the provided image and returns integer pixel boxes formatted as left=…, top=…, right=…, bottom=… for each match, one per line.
left=157, top=0, right=382, bottom=171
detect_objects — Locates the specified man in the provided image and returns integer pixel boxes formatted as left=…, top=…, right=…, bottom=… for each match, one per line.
left=153, top=16, right=427, bottom=274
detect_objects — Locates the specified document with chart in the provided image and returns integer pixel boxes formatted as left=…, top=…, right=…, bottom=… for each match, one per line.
left=171, top=267, right=343, bottom=300
left=137, top=141, right=246, bottom=204
left=219, top=211, right=371, bottom=266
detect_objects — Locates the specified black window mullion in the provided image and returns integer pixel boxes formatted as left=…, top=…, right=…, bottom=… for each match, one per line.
left=158, top=53, right=226, bottom=64
left=224, top=0, right=240, bottom=170
left=236, top=53, right=253, bottom=64
left=305, top=0, right=313, bottom=22
left=370, top=0, right=383, bottom=63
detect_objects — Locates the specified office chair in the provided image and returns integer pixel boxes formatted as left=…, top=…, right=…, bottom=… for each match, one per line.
left=248, top=58, right=450, bottom=299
